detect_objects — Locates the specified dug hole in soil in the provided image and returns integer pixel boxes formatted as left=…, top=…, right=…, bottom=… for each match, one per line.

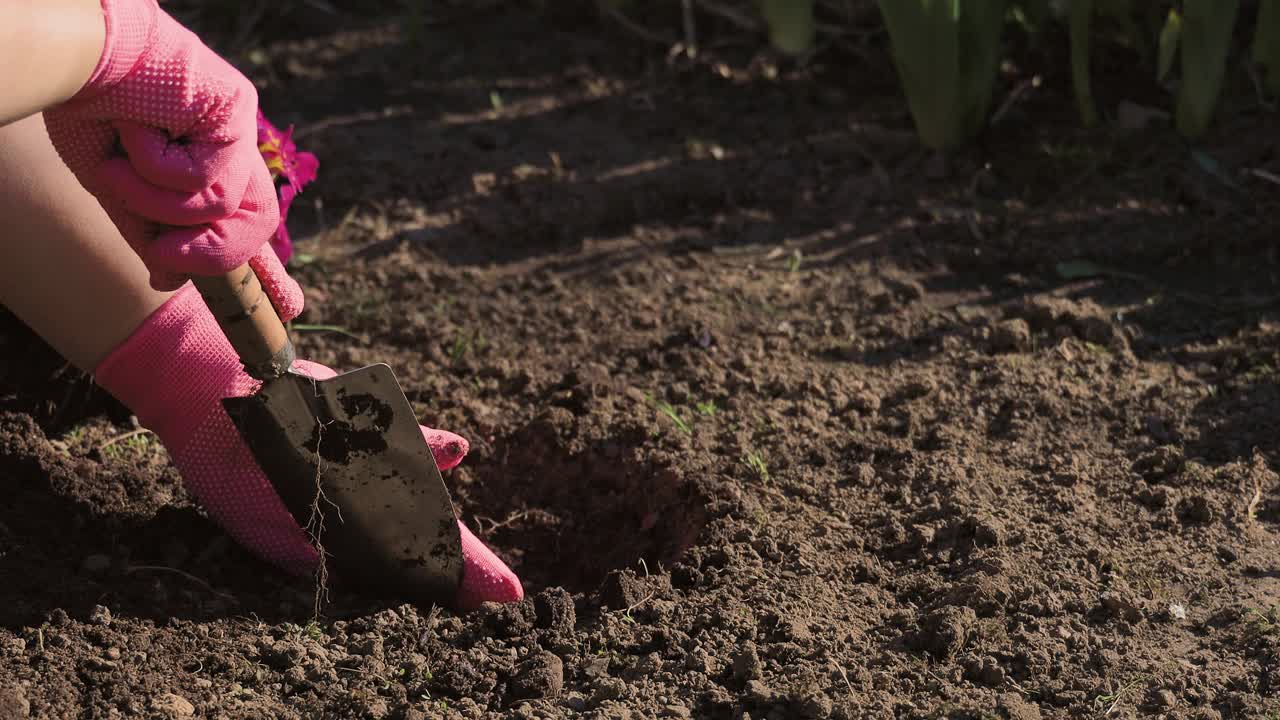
left=3, top=3, right=1280, bottom=719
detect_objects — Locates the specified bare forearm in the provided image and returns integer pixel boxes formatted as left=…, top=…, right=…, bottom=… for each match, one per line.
left=0, top=0, right=105, bottom=126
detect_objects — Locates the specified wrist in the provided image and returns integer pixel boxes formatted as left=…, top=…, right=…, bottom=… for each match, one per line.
left=70, top=0, right=159, bottom=101
left=94, top=282, right=257, bottom=446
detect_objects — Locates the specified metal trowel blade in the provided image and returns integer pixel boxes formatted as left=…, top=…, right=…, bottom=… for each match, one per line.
left=222, top=362, right=463, bottom=604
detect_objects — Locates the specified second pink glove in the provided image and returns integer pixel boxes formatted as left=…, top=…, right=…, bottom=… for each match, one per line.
left=44, top=0, right=282, bottom=296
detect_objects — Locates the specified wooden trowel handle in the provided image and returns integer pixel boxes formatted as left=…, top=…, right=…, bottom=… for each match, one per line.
left=191, top=263, right=296, bottom=381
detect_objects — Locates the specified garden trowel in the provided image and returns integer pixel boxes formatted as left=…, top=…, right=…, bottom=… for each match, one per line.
left=192, top=263, right=463, bottom=605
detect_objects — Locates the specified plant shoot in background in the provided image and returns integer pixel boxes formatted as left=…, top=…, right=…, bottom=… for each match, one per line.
left=759, top=0, right=815, bottom=55
left=876, top=0, right=1009, bottom=151
left=1162, top=0, right=1240, bottom=139
left=1254, top=0, right=1280, bottom=97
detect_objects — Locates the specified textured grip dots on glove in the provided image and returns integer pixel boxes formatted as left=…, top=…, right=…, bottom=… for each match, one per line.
left=44, top=0, right=282, bottom=287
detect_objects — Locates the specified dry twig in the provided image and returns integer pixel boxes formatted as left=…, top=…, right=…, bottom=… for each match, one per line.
left=97, top=428, right=153, bottom=454
left=125, top=565, right=238, bottom=603
left=1246, top=449, right=1270, bottom=522
left=831, top=660, right=856, bottom=697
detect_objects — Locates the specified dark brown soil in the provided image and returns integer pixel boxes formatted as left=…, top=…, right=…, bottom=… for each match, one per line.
left=3, top=3, right=1280, bottom=718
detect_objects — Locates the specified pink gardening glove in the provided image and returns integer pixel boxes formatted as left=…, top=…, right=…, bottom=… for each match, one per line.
left=43, top=0, right=287, bottom=302
left=94, top=283, right=523, bottom=610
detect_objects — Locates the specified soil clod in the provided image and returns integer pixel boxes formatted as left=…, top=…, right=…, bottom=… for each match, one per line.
left=509, top=651, right=564, bottom=700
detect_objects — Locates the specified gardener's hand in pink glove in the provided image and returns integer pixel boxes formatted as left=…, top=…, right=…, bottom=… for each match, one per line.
left=95, top=283, right=523, bottom=610
left=43, top=0, right=284, bottom=298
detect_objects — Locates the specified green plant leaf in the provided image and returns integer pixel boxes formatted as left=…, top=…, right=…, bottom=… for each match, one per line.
left=645, top=393, right=692, bottom=435
left=759, top=0, right=815, bottom=55
left=1255, top=0, right=1280, bottom=96
left=877, top=0, right=1009, bottom=150
left=1157, top=8, right=1182, bottom=83
left=1069, top=0, right=1097, bottom=126
left=1055, top=259, right=1148, bottom=284
left=1055, top=259, right=1107, bottom=280
left=1009, top=0, right=1053, bottom=35
left=290, top=323, right=362, bottom=341
left=1176, top=0, right=1240, bottom=139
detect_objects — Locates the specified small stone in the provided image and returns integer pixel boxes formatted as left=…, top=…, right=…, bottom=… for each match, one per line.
left=661, top=703, right=692, bottom=718
left=151, top=693, right=194, bottom=718
left=1169, top=603, right=1188, bottom=621
left=104, top=647, right=121, bottom=661
left=82, top=554, right=111, bottom=574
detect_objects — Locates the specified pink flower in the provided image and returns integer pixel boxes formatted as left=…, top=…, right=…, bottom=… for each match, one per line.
left=257, top=110, right=319, bottom=264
